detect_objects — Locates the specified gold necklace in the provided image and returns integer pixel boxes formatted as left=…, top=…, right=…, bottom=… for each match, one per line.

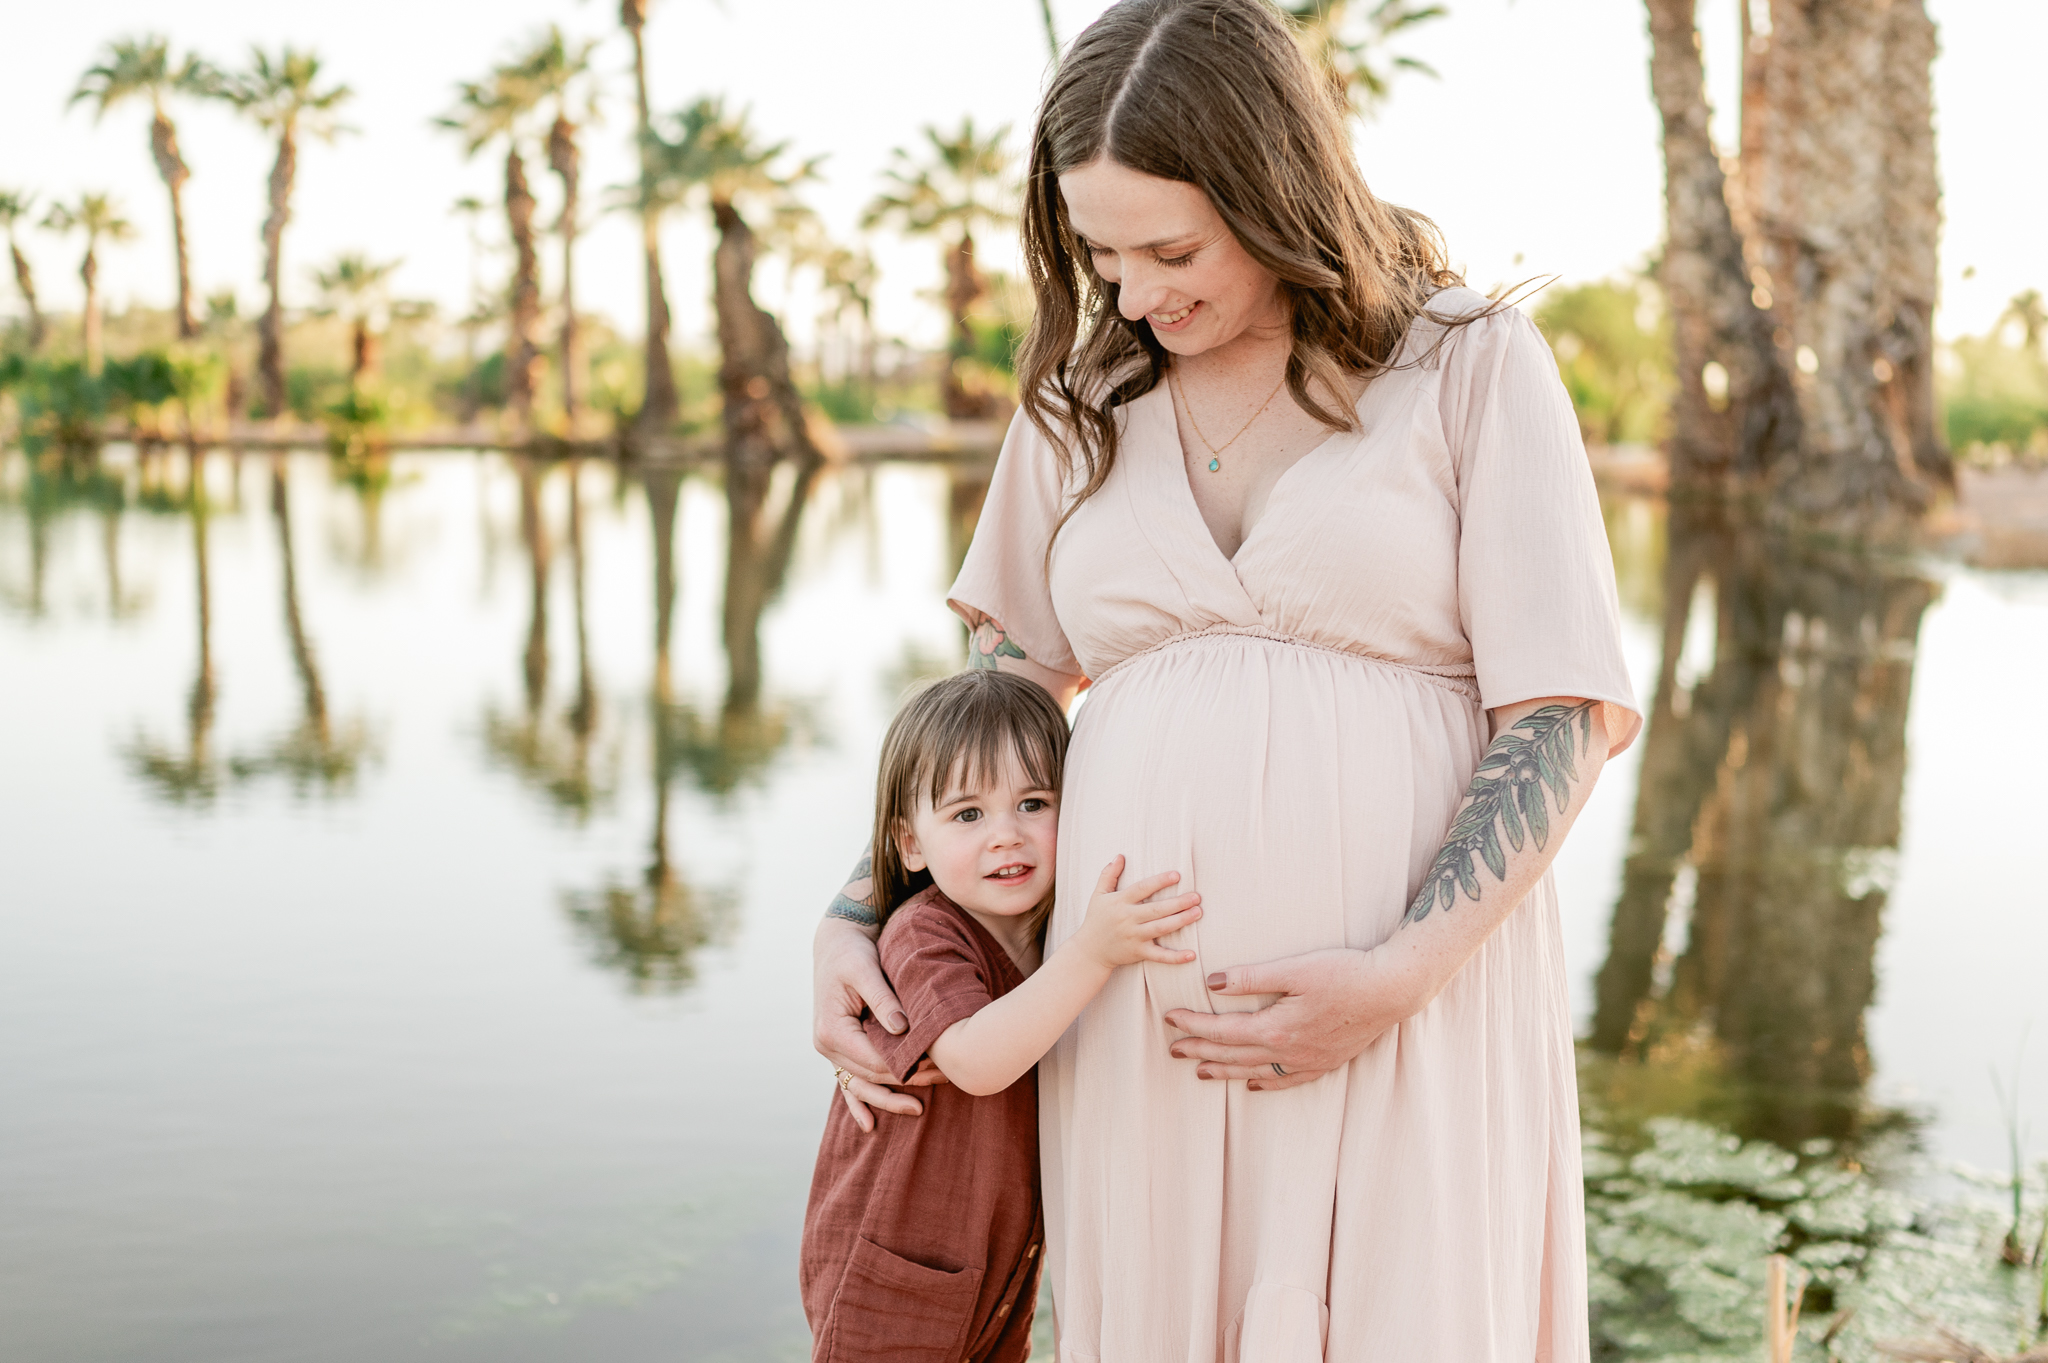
left=1169, top=365, right=1290, bottom=473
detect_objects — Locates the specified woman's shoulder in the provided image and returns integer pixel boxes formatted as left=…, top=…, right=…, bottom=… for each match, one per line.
left=1398, top=287, right=1547, bottom=387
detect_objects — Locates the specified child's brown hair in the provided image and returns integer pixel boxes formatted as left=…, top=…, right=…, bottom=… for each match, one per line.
left=869, top=671, right=1070, bottom=933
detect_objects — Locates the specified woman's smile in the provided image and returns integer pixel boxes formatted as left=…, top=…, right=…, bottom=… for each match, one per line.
left=1150, top=301, right=1200, bottom=331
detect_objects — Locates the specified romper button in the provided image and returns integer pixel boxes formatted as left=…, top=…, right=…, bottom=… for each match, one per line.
left=1026, top=1243, right=1038, bottom=1258
left=997, top=1303, right=1010, bottom=1316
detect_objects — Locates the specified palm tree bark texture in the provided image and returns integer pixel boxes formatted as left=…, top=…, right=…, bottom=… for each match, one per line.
left=1645, top=0, right=1948, bottom=531
left=503, top=146, right=544, bottom=429
left=623, top=0, right=680, bottom=436
left=711, top=198, right=823, bottom=709
left=257, top=129, right=297, bottom=419
left=549, top=112, right=583, bottom=429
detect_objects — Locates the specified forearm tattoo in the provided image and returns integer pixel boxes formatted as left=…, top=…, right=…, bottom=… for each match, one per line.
left=1405, top=701, right=1598, bottom=925
left=967, top=616, right=1026, bottom=671
left=825, top=851, right=879, bottom=928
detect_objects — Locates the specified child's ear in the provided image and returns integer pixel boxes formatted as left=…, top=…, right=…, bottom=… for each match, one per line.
left=895, top=822, right=927, bottom=874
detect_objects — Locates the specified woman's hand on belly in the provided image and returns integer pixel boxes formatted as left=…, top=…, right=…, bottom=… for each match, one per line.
left=1162, top=947, right=1431, bottom=1089
left=1164, top=697, right=1611, bottom=1090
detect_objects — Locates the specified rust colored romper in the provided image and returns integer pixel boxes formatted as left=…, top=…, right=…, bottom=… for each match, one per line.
left=801, top=887, right=1045, bottom=1363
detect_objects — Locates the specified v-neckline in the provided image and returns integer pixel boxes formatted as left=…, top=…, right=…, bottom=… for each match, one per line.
left=1157, top=383, right=1355, bottom=568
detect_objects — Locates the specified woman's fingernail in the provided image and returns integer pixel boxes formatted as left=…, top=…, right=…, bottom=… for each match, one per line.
left=1206, top=973, right=1226, bottom=990
left=886, top=1011, right=908, bottom=1034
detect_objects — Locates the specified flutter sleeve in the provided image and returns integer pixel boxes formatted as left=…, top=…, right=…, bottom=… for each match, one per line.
left=1440, top=307, right=1643, bottom=755
left=946, top=410, right=1086, bottom=682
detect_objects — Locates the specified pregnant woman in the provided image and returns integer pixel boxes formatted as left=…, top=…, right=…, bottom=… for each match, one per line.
left=812, top=1, right=1640, bottom=1358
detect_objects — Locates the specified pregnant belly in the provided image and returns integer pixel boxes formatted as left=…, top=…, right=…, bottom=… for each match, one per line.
left=1054, top=633, right=1486, bottom=1018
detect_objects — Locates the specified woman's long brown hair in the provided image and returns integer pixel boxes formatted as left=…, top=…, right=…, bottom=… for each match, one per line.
left=1017, top=0, right=1472, bottom=534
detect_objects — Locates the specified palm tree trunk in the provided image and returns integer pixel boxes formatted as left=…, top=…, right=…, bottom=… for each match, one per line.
left=505, top=147, right=543, bottom=433
left=10, top=240, right=44, bottom=351
left=1644, top=0, right=1800, bottom=492
left=151, top=109, right=196, bottom=340
left=350, top=318, right=375, bottom=386
left=549, top=113, right=583, bottom=432
left=259, top=126, right=298, bottom=421
left=1735, top=0, right=1949, bottom=521
left=624, top=3, right=680, bottom=436
left=711, top=198, right=824, bottom=712
left=942, top=232, right=991, bottom=420
left=81, top=244, right=103, bottom=376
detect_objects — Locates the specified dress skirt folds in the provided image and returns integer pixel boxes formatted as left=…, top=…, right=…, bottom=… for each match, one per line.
left=946, top=291, right=1642, bottom=1363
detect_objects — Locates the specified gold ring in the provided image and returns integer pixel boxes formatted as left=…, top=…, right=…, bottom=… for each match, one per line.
left=834, top=1067, right=854, bottom=1092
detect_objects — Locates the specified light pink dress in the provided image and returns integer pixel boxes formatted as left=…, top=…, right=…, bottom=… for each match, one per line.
left=948, top=290, right=1641, bottom=1363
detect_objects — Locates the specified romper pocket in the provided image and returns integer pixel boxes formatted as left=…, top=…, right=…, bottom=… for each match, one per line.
left=821, top=1235, right=986, bottom=1363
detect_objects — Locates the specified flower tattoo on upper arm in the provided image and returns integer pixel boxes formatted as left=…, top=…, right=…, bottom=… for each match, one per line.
left=967, top=616, right=1026, bottom=671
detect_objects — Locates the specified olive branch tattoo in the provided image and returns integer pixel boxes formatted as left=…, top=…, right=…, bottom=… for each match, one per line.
left=1405, top=701, right=1597, bottom=924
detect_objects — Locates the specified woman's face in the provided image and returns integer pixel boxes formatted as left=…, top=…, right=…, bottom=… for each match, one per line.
left=1059, top=157, right=1286, bottom=358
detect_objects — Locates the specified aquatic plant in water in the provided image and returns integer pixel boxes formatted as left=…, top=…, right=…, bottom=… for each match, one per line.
left=1586, top=1117, right=2048, bottom=1361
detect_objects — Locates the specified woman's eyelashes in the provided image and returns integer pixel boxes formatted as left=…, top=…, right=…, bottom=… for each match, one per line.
left=1080, top=241, right=1198, bottom=270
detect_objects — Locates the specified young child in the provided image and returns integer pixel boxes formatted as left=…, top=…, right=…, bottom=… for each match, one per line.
left=799, top=670, right=1202, bottom=1362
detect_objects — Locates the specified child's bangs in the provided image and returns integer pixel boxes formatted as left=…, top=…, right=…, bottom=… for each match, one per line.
left=919, top=710, right=1062, bottom=810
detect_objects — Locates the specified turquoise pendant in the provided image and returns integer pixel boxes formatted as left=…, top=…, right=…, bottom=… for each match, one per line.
left=1207, top=458, right=1220, bottom=473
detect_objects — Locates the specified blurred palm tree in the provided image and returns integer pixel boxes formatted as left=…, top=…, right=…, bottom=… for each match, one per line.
left=1038, top=0, right=1061, bottom=63
left=42, top=193, right=135, bottom=376
left=311, top=252, right=400, bottom=387
left=645, top=97, right=826, bottom=696
left=815, top=240, right=880, bottom=404
left=2000, top=289, right=2044, bottom=355
left=1283, top=0, right=1446, bottom=119
left=863, top=117, right=1015, bottom=419
left=439, top=59, right=546, bottom=434
left=213, top=48, right=354, bottom=422
left=69, top=36, right=212, bottom=339
left=619, top=0, right=681, bottom=437
left=0, top=189, right=44, bottom=350
left=499, top=26, right=598, bottom=434
left=450, top=195, right=493, bottom=423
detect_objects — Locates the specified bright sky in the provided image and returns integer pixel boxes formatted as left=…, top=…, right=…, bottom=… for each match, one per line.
left=3, top=0, right=2040, bottom=353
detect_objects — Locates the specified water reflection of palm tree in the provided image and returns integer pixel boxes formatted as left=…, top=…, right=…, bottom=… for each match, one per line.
left=124, top=444, right=222, bottom=803
left=233, top=456, right=368, bottom=791
left=481, top=456, right=611, bottom=818
left=1587, top=508, right=1935, bottom=1145
left=558, top=461, right=731, bottom=991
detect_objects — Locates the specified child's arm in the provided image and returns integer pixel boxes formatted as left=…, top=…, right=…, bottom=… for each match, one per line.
left=928, top=857, right=1201, bottom=1096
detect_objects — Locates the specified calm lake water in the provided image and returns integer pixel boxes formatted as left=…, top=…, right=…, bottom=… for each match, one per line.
left=3, top=444, right=2045, bottom=1361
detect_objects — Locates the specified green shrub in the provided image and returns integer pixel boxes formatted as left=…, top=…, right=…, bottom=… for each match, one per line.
left=1534, top=278, right=1674, bottom=448
left=1942, top=332, right=2048, bottom=465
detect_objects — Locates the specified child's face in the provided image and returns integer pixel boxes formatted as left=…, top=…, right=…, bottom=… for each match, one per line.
left=897, top=750, right=1057, bottom=919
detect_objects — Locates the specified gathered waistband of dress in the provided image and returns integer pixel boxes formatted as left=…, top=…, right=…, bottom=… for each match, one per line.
left=1089, top=623, right=1481, bottom=700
